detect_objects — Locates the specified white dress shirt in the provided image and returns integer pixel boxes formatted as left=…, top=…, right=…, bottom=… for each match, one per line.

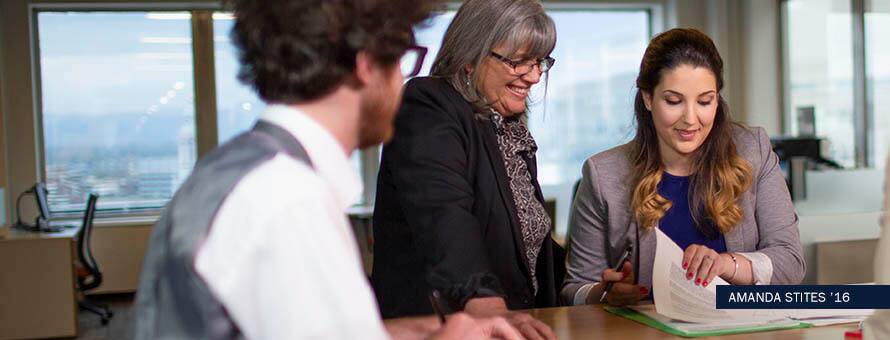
left=194, top=105, right=389, bottom=340
left=864, top=151, right=890, bottom=340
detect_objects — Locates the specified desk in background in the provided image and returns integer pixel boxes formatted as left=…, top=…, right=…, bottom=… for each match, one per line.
left=526, top=305, right=858, bottom=340
left=0, top=227, right=79, bottom=339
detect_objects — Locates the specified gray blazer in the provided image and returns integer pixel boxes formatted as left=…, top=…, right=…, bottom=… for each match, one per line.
left=561, top=125, right=805, bottom=305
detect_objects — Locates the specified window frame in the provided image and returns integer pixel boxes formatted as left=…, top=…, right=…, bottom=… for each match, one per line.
left=29, top=3, right=220, bottom=218
left=25, top=2, right=386, bottom=219
left=542, top=2, right=663, bottom=36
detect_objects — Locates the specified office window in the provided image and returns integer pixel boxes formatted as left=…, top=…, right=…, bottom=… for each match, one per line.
left=866, top=0, right=890, bottom=164
left=213, top=13, right=265, bottom=144
left=527, top=11, right=648, bottom=186
left=37, top=12, right=197, bottom=212
left=784, top=0, right=856, bottom=168
left=784, top=0, right=888, bottom=168
left=414, top=9, right=651, bottom=233
left=414, top=12, right=456, bottom=78
left=532, top=10, right=649, bottom=234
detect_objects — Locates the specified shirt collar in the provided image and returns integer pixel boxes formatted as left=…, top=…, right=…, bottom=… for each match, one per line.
left=259, top=104, right=362, bottom=211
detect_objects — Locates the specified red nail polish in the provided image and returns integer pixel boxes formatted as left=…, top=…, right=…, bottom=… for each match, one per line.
left=640, top=287, right=649, bottom=295
left=695, top=278, right=701, bottom=285
left=683, top=262, right=688, bottom=269
left=686, top=272, right=693, bottom=279
left=702, top=280, right=709, bottom=287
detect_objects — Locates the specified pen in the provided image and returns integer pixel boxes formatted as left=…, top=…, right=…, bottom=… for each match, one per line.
left=599, top=244, right=635, bottom=303
left=428, top=289, right=447, bottom=324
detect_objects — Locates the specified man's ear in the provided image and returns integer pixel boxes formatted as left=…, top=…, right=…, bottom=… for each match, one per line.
left=642, top=90, right=653, bottom=112
left=353, top=51, right=375, bottom=87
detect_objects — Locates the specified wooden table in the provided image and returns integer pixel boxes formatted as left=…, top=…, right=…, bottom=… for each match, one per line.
left=0, top=226, right=80, bottom=339
left=526, top=305, right=859, bottom=339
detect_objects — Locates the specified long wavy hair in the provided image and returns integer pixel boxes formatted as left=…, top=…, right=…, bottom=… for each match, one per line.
left=630, top=28, right=752, bottom=236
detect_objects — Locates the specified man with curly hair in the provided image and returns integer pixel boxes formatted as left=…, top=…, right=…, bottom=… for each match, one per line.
left=133, top=1, right=521, bottom=339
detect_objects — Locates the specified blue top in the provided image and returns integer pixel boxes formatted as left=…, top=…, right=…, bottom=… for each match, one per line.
left=657, top=172, right=727, bottom=253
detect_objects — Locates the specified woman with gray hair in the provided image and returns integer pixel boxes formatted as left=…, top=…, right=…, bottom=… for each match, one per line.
left=371, top=0, right=561, bottom=338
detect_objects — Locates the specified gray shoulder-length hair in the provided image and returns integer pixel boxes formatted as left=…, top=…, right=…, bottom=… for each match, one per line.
left=430, top=0, right=556, bottom=114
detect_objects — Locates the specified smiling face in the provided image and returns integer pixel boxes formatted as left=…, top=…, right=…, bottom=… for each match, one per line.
left=474, top=47, right=543, bottom=116
left=642, top=64, right=719, bottom=165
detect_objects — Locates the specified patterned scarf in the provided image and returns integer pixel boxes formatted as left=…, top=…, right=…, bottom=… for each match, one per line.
left=489, top=111, right=552, bottom=294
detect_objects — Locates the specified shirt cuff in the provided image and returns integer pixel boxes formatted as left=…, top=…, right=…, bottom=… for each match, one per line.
left=736, top=252, right=773, bottom=285
left=573, top=282, right=599, bottom=305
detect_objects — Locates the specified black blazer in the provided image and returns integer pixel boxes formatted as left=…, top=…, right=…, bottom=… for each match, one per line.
left=371, top=77, right=565, bottom=318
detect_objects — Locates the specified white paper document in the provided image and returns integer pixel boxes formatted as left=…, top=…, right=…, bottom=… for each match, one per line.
left=651, top=227, right=872, bottom=325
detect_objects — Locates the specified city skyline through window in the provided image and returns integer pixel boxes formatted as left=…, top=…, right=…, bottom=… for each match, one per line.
left=38, top=11, right=197, bottom=213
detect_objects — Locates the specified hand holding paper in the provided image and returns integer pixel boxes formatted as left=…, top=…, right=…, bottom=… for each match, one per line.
left=652, top=227, right=781, bottom=323
left=650, top=227, right=872, bottom=325
left=681, top=243, right=731, bottom=287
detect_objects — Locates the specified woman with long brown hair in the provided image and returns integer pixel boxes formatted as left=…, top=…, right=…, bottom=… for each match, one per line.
left=561, top=28, right=805, bottom=306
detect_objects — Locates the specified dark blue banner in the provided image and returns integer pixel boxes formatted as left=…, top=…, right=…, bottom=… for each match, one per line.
left=716, top=285, right=890, bottom=309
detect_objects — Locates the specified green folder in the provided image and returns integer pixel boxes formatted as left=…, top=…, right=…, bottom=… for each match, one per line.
left=604, top=306, right=812, bottom=338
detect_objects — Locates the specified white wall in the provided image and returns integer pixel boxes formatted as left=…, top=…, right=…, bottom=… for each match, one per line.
left=795, top=168, right=885, bottom=283
left=799, top=212, right=881, bottom=283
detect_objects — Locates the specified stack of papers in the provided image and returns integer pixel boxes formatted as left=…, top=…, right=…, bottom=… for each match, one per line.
left=604, top=228, right=873, bottom=337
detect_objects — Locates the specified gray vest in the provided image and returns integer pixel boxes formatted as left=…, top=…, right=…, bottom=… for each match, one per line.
left=133, top=121, right=313, bottom=340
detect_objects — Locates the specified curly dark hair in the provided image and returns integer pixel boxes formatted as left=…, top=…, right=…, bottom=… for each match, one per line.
left=229, top=0, right=439, bottom=103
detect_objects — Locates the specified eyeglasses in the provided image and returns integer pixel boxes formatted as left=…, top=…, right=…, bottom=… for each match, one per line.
left=489, top=51, right=555, bottom=75
left=399, top=45, right=428, bottom=78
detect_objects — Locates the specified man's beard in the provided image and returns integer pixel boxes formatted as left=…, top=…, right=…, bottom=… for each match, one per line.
left=357, top=91, right=397, bottom=149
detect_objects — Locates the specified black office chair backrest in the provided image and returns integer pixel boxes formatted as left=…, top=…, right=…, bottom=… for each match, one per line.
left=564, top=178, right=583, bottom=253
left=76, top=193, right=102, bottom=291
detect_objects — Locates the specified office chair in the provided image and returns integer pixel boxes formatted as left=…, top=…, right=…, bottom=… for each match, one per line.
left=562, top=178, right=583, bottom=253
left=75, top=193, right=114, bottom=325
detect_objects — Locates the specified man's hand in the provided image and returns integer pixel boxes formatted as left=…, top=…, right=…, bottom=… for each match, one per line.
left=502, top=311, right=556, bottom=340
left=427, top=313, right=522, bottom=340
left=386, top=313, right=522, bottom=340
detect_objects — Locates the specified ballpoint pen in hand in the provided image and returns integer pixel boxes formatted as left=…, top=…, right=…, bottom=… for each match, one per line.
left=599, top=244, right=635, bottom=303
left=428, top=290, right=447, bottom=324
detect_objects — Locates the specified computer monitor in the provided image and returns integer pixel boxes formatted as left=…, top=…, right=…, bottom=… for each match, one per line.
left=33, top=182, right=52, bottom=224
left=770, top=136, right=843, bottom=201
